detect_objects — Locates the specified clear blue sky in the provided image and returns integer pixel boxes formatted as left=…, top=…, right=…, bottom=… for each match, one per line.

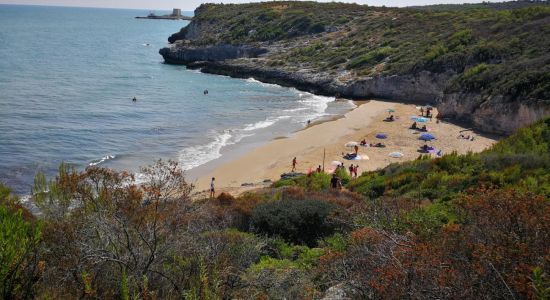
left=0, top=0, right=503, bottom=10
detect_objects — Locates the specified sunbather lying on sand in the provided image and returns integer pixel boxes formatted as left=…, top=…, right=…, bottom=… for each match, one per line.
left=343, top=153, right=358, bottom=160
left=371, top=143, right=386, bottom=148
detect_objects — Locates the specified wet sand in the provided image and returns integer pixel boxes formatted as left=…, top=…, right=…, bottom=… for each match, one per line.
left=194, top=100, right=498, bottom=196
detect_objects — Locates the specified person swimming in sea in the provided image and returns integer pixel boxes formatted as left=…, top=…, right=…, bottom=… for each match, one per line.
left=203, top=89, right=209, bottom=95
left=132, top=96, right=137, bottom=102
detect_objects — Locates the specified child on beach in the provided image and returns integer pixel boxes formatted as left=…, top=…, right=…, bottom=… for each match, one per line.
left=210, top=177, right=215, bottom=198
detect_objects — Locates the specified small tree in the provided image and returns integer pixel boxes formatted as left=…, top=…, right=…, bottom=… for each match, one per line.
left=251, top=199, right=337, bottom=246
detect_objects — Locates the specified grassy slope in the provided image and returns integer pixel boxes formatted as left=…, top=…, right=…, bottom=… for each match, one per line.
left=175, top=1, right=550, bottom=101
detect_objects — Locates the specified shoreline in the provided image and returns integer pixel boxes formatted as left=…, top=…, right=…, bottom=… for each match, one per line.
left=192, top=99, right=499, bottom=195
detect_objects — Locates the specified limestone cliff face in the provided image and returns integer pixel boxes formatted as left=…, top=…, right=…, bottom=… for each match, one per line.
left=164, top=47, right=549, bottom=134
left=181, top=60, right=450, bottom=105
left=439, top=93, right=550, bottom=134
left=160, top=42, right=549, bottom=134
left=343, top=71, right=453, bottom=104
left=159, top=44, right=267, bottom=64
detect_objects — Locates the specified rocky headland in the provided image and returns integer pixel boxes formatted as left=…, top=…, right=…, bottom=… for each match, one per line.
left=160, top=1, right=550, bottom=134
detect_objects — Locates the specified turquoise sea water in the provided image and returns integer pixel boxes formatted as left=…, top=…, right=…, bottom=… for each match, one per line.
left=0, top=5, right=352, bottom=195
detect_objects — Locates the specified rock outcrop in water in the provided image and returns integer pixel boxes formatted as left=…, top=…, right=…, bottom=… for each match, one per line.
left=160, top=2, right=550, bottom=135
left=159, top=44, right=267, bottom=65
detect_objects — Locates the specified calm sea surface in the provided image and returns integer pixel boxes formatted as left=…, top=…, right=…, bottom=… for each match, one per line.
left=0, top=5, right=353, bottom=195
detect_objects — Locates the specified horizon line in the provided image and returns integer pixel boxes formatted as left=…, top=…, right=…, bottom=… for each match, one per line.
left=0, top=0, right=510, bottom=11
left=0, top=2, right=194, bottom=11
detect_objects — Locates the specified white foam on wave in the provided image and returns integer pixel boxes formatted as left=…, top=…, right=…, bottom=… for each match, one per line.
left=178, top=130, right=235, bottom=170
left=245, top=77, right=280, bottom=88
left=89, top=155, right=116, bottom=166
left=296, top=91, right=334, bottom=120
left=284, top=107, right=309, bottom=112
left=243, top=115, right=291, bottom=131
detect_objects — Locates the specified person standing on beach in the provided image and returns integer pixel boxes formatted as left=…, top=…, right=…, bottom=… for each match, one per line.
left=317, top=165, right=322, bottom=173
left=210, top=177, right=215, bottom=198
left=292, top=157, right=297, bottom=172
left=353, top=165, right=359, bottom=178
left=354, top=144, right=359, bottom=155
left=349, top=164, right=354, bottom=176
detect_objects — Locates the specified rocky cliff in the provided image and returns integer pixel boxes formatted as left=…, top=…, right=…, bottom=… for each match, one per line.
left=160, top=2, right=550, bottom=135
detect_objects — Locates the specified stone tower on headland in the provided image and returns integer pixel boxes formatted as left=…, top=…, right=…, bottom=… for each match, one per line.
left=172, top=9, right=182, bottom=17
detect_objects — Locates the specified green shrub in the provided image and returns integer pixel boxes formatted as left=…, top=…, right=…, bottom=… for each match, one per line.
left=0, top=184, right=17, bottom=206
left=463, top=63, right=489, bottom=78
left=273, top=178, right=298, bottom=188
left=335, top=167, right=352, bottom=186
left=347, top=47, right=394, bottom=69
left=347, top=173, right=386, bottom=199
left=425, top=43, right=448, bottom=61
left=0, top=206, right=42, bottom=299
left=251, top=199, right=337, bottom=246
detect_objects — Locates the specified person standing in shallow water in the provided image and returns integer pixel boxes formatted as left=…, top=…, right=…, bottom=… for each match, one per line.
left=210, top=177, right=215, bottom=198
left=292, top=157, right=297, bottom=172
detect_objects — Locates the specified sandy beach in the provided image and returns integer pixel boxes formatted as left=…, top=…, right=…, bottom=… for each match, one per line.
left=194, top=100, right=499, bottom=195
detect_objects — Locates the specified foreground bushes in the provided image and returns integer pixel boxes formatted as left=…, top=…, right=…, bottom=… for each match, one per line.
left=318, top=188, right=550, bottom=299
left=0, top=119, right=548, bottom=298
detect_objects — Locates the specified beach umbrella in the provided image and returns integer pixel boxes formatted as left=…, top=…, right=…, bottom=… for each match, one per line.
left=419, top=133, right=436, bottom=141
left=345, top=141, right=359, bottom=148
left=389, top=152, right=404, bottom=158
left=376, top=133, right=388, bottom=139
left=414, top=117, right=429, bottom=123
left=386, top=108, right=395, bottom=114
left=331, top=161, right=342, bottom=166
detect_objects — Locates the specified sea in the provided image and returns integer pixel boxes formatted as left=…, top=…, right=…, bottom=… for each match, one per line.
left=0, top=5, right=354, bottom=195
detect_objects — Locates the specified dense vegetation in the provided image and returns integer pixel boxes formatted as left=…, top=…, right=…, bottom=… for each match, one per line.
left=1, top=114, right=549, bottom=298
left=171, top=1, right=550, bottom=102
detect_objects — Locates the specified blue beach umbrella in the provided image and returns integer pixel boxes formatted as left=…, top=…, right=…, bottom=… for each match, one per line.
left=376, top=133, right=388, bottom=139
left=414, top=117, right=429, bottom=123
left=419, top=133, right=436, bottom=141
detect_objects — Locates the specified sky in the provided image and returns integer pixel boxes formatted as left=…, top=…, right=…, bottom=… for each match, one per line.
left=0, top=0, right=503, bottom=10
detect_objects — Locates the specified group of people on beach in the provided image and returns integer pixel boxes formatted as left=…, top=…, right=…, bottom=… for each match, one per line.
left=420, top=106, right=434, bottom=118
left=410, top=122, right=428, bottom=132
